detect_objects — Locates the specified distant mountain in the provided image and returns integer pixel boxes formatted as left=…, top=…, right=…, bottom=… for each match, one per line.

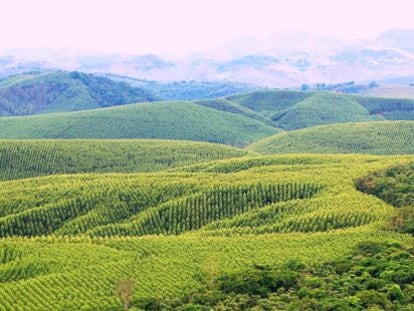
left=0, top=71, right=156, bottom=116
left=99, top=73, right=258, bottom=100
left=376, top=29, right=414, bottom=53
left=2, top=29, right=414, bottom=88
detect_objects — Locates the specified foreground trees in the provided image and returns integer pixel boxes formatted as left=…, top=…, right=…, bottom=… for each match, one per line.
left=137, top=242, right=414, bottom=310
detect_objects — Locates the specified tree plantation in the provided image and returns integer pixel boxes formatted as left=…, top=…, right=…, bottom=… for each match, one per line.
left=0, top=87, right=413, bottom=310
left=0, top=153, right=413, bottom=310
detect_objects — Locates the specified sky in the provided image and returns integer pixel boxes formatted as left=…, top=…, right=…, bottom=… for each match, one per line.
left=1, top=0, right=414, bottom=55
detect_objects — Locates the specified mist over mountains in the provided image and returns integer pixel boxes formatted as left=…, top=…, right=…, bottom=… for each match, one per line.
left=2, top=29, right=414, bottom=87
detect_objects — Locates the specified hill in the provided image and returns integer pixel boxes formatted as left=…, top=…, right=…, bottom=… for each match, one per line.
left=226, top=90, right=414, bottom=130
left=0, top=139, right=248, bottom=181
left=0, top=101, right=278, bottom=146
left=100, top=73, right=259, bottom=100
left=227, top=90, right=312, bottom=117
left=0, top=154, right=412, bottom=310
left=0, top=71, right=156, bottom=116
left=1, top=84, right=414, bottom=136
left=248, top=121, right=414, bottom=154
left=269, top=93, right=375, bottom=130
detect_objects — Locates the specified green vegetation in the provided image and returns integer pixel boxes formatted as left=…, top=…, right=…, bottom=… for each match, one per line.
left=194, top=98, right=277, bottom=127
left=0, top=102, right=278, bottom=146
left=150, top=242, right=414, bottom=310
left=352, top=95, right=414, bottom=120
left=1, top=87, right=414, bottom=144
left=269, top=93, right=375, bottom=130
left=1, top=153, right=409, bottom=238
left=0, top=174, right=323, bottom=237
left=227, top=90, right=312, bottom=117
left=0, top=71, right=156, bottom=116
left=0, top=139, right=248, bottom=180
left=357, top=163, right=414, bottom=208
left=1, top=85, right=414, bottom=310
left=357, top=163, right=414, bottom=235
left=0, top=154, right=413, bottom=310
left=227, top=90, right=414, bottom=130
left=249, top=121, right=414, bottom=155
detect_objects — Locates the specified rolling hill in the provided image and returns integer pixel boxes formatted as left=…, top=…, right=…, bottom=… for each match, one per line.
left=227, top=90, right=414, bottom=130
left=0, top=139, right=248, bottom=181
left=248, top=121, right=414, bottom=154
left=227, top=90, right=312, bottom=116
left=0, top=70, right=259, bottom=116
left=1, top=85, right=414, bottom=140
left=0, top=154, right=412, bottom=310
left=0, top=71, right=156, bottom=116
left=0, top=101, right=278, bottom=146
left=269, top=93, right=375, bottom=130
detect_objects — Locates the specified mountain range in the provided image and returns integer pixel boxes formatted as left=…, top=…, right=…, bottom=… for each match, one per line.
left=2, top=29, right=414, bottom=87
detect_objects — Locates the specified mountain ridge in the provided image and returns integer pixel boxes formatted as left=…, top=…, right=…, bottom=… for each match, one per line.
left=2, top=29, right=414, bottom=87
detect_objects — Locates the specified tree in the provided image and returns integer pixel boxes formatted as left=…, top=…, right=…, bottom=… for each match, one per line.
left=117, top=278, right=135, bottom=310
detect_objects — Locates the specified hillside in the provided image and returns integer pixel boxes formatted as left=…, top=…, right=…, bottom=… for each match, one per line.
left=0, top=154, right=413, bottom=310
left=248, top=121, right=414, bottom=154
left=0, top=139, right=248, bottom=181
left=227, top=90, right=312, bottom=117
left=100, top=73, right=259, bottom=100
left=269, top=93, right=375, bottom=130
left=0, top=102, right=278, bottom=146
left=226, top=90, right=414, bottom=130
left=0, top=71, right=156, bottom=116
left=1, top=84, right=414, bottom=136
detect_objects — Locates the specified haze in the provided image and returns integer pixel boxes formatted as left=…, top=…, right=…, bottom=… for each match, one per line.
left=1, top=0, right=414, bottom=56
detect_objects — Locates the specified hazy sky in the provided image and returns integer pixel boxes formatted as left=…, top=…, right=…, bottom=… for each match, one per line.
left=1, top=0, right=414, bottom=55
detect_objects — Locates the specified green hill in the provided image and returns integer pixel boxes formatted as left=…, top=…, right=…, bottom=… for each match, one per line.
left=352, top=94, right=414, bottom=120
left=249, top=121, right=414, bottom=154
left=227, top=90, right=312, bottom=117
left=0, top=139, right=248, bottom=180
left=0, top=71, right=156, bottom=116
left=194, top=98, right=278, bottom=126
left=269, top=93, right=375, bottom=130
left=0, top=154, right=413, bottom=310
left=226, top=90, right=414, bottom=130
left=0, top=101, right=278, bottom=146
left=0, top=154, right=408, bottom=238
left=1, top=83, right=414, bottom=137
